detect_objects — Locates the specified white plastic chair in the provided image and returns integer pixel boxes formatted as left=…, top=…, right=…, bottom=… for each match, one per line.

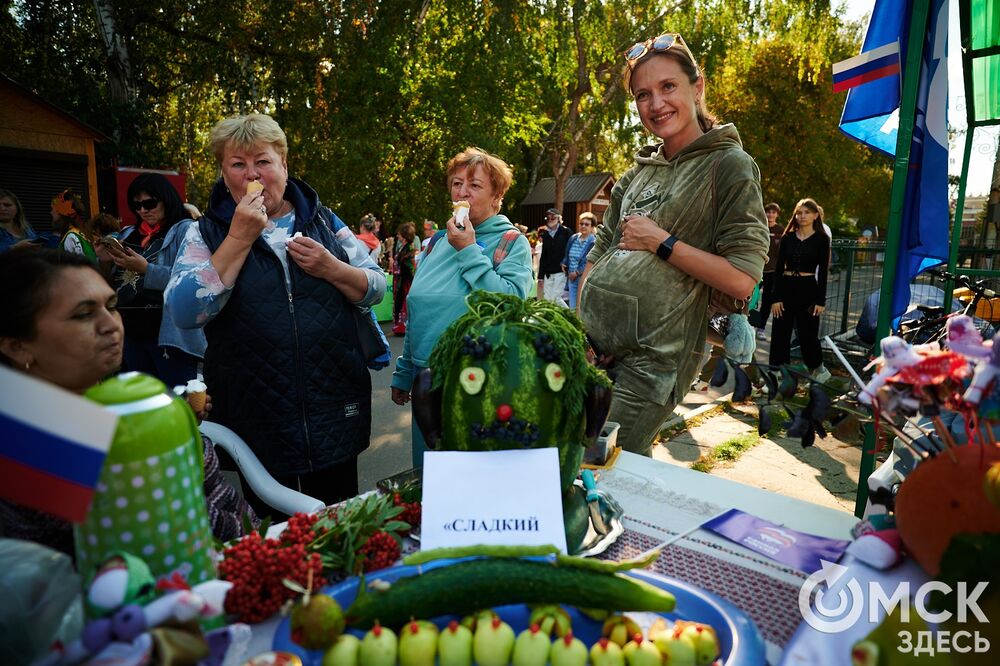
left=198, top=421, right=326, bottom=516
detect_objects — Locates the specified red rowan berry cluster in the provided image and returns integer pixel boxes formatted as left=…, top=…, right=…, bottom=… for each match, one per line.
left=357, top=530, right=402, bottom=572
left=218, top=515, right=325, bottom=624
left=392, top=492, right=422, bottom=535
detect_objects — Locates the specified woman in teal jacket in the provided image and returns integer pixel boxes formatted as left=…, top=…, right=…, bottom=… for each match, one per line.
left=391, top=147, right=534, bottom=466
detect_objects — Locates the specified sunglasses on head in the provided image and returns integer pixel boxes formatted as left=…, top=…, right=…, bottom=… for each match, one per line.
left=625, top=33, right=683, bottom=65
left=130, top=198, right=160, bottom=212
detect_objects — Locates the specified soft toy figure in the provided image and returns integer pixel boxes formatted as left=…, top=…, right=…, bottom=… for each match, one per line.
left=723, top=312, right=756, bottom=365
left=964, top=340, right=1000, bottom=406
left=859, top=336, right=927, bottom=405
left=73, top=552, right=232, bottom=659
left=846, top=528, right=903, bottom=570
left=85, top=551, right=158, bottom=619
left=945, top=314, right=992, bottom=360
left=412, top=291, right=612, bottom=552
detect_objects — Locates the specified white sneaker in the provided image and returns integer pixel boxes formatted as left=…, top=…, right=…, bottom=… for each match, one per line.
left=755, top=328, right=766, bottom=340
left=812, top=365, right=832, bottom=383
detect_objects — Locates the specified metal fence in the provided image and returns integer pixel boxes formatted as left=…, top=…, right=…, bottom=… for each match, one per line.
left=820, top=239, right=1000, bottom=342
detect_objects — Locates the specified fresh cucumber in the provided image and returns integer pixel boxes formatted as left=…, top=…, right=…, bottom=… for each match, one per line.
left=403, top=544, right=560, bottom=565
left=345, top=558, right=675, bottom=629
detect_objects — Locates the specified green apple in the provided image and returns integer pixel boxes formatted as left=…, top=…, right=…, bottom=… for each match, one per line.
left=528, top=605, right=573, bottom=637
left=590, top=637, right=626, bottom=666
left=680, top=623, right=720, bottom=665
left=550, top=631, right=588, bottom=666
left=653, top=630, right=696, bottom=666
left=602, top=614, right=643, bottom=647
left=623, top=634, right=663, bottom=666
left=473, top=616, right=515, bottom=666
left=512, top=623, right=551, bottom=666
left=398, top=620, right=439, bottom=666
left=438, top=620, right=473, bottom=666
left=289, top=593, right=345, bottom=650
left=322, top=634, right=360, bottom=666
left=359, top=622, right=397, bottom=666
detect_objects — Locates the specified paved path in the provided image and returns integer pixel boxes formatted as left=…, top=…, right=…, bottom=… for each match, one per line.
left=653, top=405, right=860, bottom=513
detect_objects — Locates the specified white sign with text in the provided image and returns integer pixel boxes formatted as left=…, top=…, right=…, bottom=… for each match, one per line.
left=420, top=448, right=567, bottom=553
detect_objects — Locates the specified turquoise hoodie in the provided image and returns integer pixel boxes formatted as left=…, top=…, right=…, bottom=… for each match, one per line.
left=391, top=214, right=533, bottom=391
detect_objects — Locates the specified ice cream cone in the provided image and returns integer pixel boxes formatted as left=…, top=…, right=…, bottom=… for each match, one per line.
left=184, top=378, right=208, bottom=413
left=187, top=390, right=207, bottom=413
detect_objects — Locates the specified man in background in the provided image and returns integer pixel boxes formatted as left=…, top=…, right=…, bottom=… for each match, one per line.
left=537, top=207, right=570, bottom=303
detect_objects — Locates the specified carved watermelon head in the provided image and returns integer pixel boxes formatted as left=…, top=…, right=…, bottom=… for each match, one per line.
left=430, top=291, right=610, bottom=491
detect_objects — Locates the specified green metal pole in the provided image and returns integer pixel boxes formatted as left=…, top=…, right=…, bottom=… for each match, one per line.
left=840, top=244, right=856, bottom=333
left=855, top=0, right=932, bottom=518
left=943, top=131, right=975, bottom=314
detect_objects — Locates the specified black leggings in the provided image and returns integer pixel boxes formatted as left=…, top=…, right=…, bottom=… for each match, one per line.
left=755, top=272, right=776, bottom=329
left=769, top=275, right=823, bottom=370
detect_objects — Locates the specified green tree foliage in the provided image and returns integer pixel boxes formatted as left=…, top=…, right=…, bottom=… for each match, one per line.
left=708, top=4, right=892, bottom=234
left=2, top=0, right=889, bottom=236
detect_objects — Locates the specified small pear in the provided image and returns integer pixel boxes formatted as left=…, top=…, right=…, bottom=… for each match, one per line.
left=680, top=623, right=720, bottom=665
left=590, top=637, right=626, bottom=666
left=460, top=608, right=498, bottom=632
left=398, top=619, right=439, bottom=666
left=528, top=605, right=573, bottom=637
left=438, top=620, right=473, bottom=666
left=550, top=631, right=588, bottom=666
left=472, top=616, right=515, bottom=666
left=322, top=634, right=360, bottom=666
left=359, top=622, right=397, bottom=666
left=622, top=633, right=663, bottom=666
left=512, top=623, right=551, bottom=666
left=602, top=614, right=643, bottom=647
left=653, top=628, right=696, bottom=666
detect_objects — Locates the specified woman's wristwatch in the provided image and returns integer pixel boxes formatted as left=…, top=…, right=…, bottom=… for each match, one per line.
left=656, top=235, right=679, bottom=261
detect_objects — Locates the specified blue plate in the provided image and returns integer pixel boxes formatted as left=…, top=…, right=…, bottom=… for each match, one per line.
left=273, top=558, right=766, bottom=664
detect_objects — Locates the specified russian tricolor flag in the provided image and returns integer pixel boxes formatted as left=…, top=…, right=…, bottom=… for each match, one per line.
left=832, top=41, right=901, bottom=92
left=0, top=366, right=118, bottom=522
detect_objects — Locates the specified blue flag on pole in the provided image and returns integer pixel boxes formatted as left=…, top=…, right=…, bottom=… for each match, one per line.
left=840, top=0, right=949, bottom=320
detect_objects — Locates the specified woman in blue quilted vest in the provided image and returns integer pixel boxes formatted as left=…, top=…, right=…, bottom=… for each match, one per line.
left=165, top=114, right=387, bottom=518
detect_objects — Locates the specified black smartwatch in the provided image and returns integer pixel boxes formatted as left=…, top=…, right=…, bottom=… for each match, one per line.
left=656, top=235, right=679, bottom=261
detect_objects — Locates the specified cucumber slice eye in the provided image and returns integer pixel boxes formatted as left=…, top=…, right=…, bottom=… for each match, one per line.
left=544, top=363, right=565, bottom=392
left=459, top=367, right=486, bottom=394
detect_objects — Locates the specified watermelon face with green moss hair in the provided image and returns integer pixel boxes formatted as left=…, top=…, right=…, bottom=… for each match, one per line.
left=439, top=322, right=584, bottom=491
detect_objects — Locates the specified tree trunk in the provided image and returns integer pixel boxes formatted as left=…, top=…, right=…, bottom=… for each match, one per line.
left=92, top=0, right=133, bottom=107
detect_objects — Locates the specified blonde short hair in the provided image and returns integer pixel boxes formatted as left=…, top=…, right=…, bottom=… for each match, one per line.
left=578, top=212, right=597, bottom=223
left=209, top=113, right=288, bottom=164
left=446, top=147, right=514, bottom=198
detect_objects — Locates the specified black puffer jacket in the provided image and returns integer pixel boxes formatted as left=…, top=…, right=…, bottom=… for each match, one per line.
left=199, top=178, right=371, bottom=476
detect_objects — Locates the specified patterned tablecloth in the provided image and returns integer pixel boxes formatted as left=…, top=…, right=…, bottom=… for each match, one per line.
left=596, top=452, right=857, bottom=664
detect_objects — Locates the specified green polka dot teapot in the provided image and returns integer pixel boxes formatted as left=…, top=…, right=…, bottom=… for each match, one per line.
left=412, top=291, right=613, bottom=552
left=78, top=372, right=216, bottom=594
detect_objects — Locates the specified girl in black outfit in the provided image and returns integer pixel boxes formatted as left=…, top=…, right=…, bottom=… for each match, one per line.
left=769, top=198, right=831, bottom=381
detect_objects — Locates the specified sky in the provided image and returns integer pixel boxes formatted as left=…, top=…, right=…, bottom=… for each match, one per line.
left=837, top=0, right=997, bottom=197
